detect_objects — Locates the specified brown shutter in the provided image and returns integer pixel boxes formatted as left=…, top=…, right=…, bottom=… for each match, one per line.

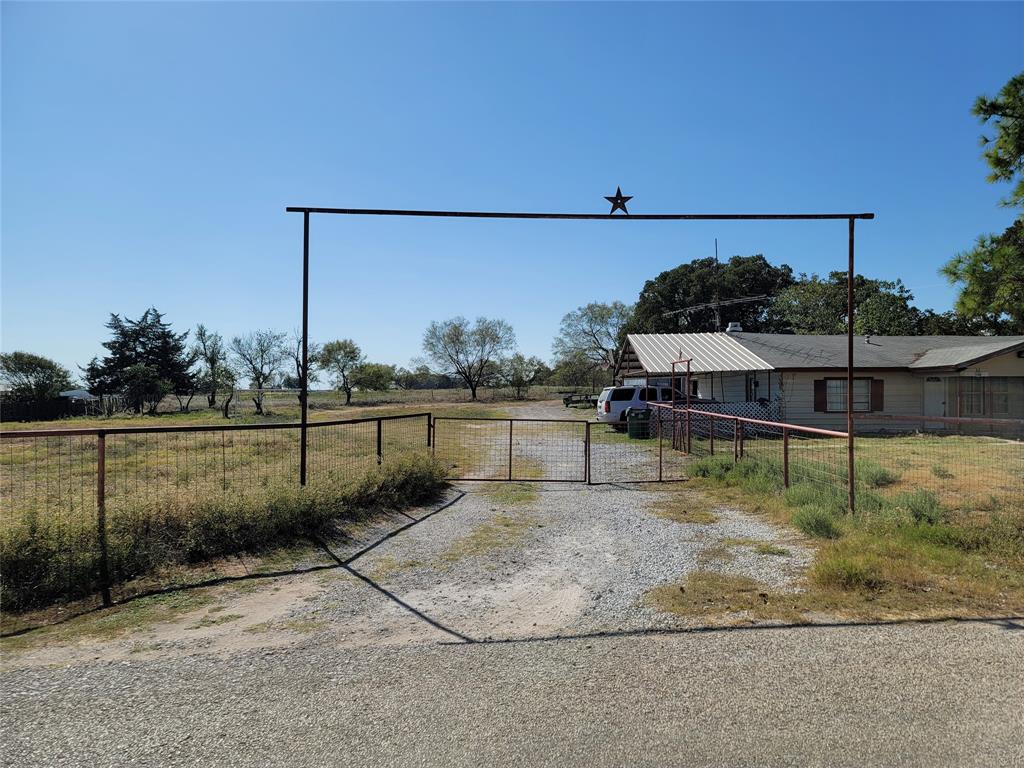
left=813, top=380, right=827, bottom=412
left=871, top=379, right=884, bottom=412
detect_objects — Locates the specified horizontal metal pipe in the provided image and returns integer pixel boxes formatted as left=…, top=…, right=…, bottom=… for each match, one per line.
left=851, top=413, right=1024, bottom=427
left=648, top=403, right=849, bottom=439
left=433, top=416, right=590, bottom=425
left=286, top=206, right=875, bottom=221
left=0, top=412, right=433, bottom=439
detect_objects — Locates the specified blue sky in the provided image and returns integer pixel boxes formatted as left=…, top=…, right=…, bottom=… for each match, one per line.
left=3, top=2, right=1022, bottom=376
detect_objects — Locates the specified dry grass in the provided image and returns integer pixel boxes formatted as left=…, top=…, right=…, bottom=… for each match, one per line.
left=650, top=489, right=718, bottom=524
left=681, top=450, right=1024, bottom=622
left=437, top=512, right=539, bottom=565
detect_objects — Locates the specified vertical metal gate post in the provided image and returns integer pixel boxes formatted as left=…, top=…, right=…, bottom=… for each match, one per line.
left=96, top=432, right=112, bottom=607
left=738, top=422, right=745, bottom=459
left=508, top=419, right=513, bottom=481
left=299, top=210, right=310, bottom=486
left=709, top=413, right=715, bottom=455
left=376, top=418, right=383, bottom=465
left=585, top=421, right=591, bottom=484
left=658, top=410, right=664, bottom=481
left=426, top=414, right=432, bottom=447
left=782, top=427, right=790, bottom=487
left=733, top=421, right=739, bottom=463
left=847, top=218, right=856, bottom=512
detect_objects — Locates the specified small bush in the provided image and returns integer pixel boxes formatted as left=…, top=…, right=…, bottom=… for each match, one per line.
left=856, top=460, right=900, bottom=488
left=689, top=455, right=734, bottom=481
left=930, top=464, right=954, bottom=480
left=784, top=483, right=846, bottom=515
left=792, top=505, right=842, bottom=539
left=892, top=489, right=945, bottom=525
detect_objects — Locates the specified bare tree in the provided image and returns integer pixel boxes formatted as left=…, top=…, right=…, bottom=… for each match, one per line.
left=285, top=328, right=322, bottom=400
left=229, top=330, right=286, bottom=415
left=422, top=316, right=515, bottom=400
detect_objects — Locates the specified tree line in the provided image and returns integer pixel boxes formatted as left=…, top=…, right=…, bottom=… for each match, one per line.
left=550, top=71, right=1024, bottom=379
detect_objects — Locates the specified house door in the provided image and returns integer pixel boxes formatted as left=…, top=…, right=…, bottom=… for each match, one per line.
left=923, top=377, right=945, bottom=429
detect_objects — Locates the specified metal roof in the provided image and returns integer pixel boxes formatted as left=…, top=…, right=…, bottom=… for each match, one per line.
left=623, top=333, right=773, bottom=374
left=731, top=333, right=1024, bottom=370
left=623, top=332, right=1024, bottom=373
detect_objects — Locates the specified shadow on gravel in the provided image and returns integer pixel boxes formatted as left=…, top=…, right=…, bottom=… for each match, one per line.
left=2, top=491, right=468, bottom=640
left=438, top=615, right=1024, bottom=647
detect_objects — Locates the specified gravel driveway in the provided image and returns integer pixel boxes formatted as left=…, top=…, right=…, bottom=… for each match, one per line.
left=3, top=401, right=1022, bottom=765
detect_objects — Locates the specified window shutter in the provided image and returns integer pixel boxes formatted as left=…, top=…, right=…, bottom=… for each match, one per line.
left=871, top=379, right=884, bottom=412
left=813, top=380, right=827, bottom=412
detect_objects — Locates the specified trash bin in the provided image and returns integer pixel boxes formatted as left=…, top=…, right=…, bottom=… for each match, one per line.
left=626, top=407, right=652, bottom=439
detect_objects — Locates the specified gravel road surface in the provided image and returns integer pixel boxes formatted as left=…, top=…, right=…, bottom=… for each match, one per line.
left=2, top=400, right=1022, bottom=766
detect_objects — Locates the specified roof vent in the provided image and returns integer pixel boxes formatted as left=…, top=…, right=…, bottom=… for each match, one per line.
left=725, top=322, right=743, bottom=333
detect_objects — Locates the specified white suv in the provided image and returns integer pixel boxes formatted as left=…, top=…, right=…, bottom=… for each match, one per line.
left=596, top=385, right=682, bottom=425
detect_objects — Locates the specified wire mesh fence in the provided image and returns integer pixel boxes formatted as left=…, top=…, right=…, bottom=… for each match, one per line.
left=433, top=418, right=587, bottom=482
left=0, top=414, right=432, bottom=615
left=852, top=415, right=1024, bottom=513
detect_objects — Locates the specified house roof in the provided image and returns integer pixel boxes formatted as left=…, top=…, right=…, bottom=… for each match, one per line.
left=623, top=333, right=773, bottom=374
left=622, top=332, right=1024, bottom=374
left=59, top=389, right=97, bottom=400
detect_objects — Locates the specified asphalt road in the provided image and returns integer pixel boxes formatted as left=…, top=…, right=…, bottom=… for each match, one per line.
left=3, top=618, right=1022, bottom=767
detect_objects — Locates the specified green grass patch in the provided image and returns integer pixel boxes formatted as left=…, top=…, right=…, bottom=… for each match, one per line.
left=791, top=505, right=842, bottom=539
left=856, top=460, right=900, bottom=488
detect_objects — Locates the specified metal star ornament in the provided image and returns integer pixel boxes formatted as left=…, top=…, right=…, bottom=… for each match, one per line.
left=604, top=186, right=632, bottom=215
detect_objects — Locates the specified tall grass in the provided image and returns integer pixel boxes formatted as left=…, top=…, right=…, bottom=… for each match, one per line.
left=1, top=455, right=448, bottom=612
left=688, top=452, right=1024, bottom=613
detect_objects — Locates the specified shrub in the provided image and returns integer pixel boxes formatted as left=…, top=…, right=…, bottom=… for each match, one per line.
left=856, top=460, right=900, bottom=489
left=930, top=464, right=954, bottom=480
left=784, top=483, right=845, bottom=515
left=0, top=455, right=448, bottom=612
left=689, top=455, right=734, bottom=481
left=893, top=489, right=945, bottom=525
left=792, top=505, right=842, bottom=539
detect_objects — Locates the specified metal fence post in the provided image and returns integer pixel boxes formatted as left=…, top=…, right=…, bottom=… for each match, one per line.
left=376, top=418, right=383, bottom=465
left=739, top=422, right=745, bottom=459
left=709, top=414, right=715, bottom=455
left=426, top=414, right=432, bottom=448
left=686, top=408, right=692, bottom=455
left=585, top=421, right=591, bottom=484
left=508, top=419, right=514, bottom=481
left=658, top=410, right=664, bottom=481
left=783, top=427, right=790, bottom=487
left=96, top=432, right=112, bottom=607
left=733, top=421, right=739, bottom=463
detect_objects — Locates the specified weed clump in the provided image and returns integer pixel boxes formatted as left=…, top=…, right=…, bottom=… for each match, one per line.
left=792, top=505, right=842, bottom=539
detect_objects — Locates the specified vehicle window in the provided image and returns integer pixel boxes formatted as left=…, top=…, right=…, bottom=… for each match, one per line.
left=610, top=388, right=636, bottom=402
left=660, top=388, right=673, bottom=401
left=639, top=388, right=652, bottom=401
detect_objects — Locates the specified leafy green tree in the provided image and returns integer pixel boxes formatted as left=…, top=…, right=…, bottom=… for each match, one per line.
left=192, top=325, right=229, bottom=408
left=83, top=308, right=196, bottom=414
left=422, top=317, right=515, bottom=400
left=499, top=353, right=546, bottom=400
left=941, top=217, right=1024, bottom=333
left=320, top=339, right=364, bottom=404
left=549, top=350, right=611, bottom=389
left=973, top=72, right=1024, bottom=208
left=553, top=302, right=633, bottom=370
left=351, top=362, right=396, bottom=392
left=0, top=352, right=76, bottom=403
left=629, top=255, right=794, bottom=334
left=771, top=272, right=925, bottom=335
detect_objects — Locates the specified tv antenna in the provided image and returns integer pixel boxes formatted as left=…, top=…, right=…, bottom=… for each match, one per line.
left=661, top=238, right=774, bottom=329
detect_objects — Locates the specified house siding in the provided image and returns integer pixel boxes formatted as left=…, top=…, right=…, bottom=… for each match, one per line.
left=779, top=371, right=924, bottom=431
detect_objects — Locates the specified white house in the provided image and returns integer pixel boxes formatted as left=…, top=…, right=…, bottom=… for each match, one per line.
left=617, top=331, right=1024, bottom=431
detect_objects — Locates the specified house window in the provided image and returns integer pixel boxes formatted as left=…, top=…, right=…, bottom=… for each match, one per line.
left=815, top=378, right=879, bottom=413
left=961, top=378, right=985, bottom=416
left=991, top=377, right=1010, bottom=416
